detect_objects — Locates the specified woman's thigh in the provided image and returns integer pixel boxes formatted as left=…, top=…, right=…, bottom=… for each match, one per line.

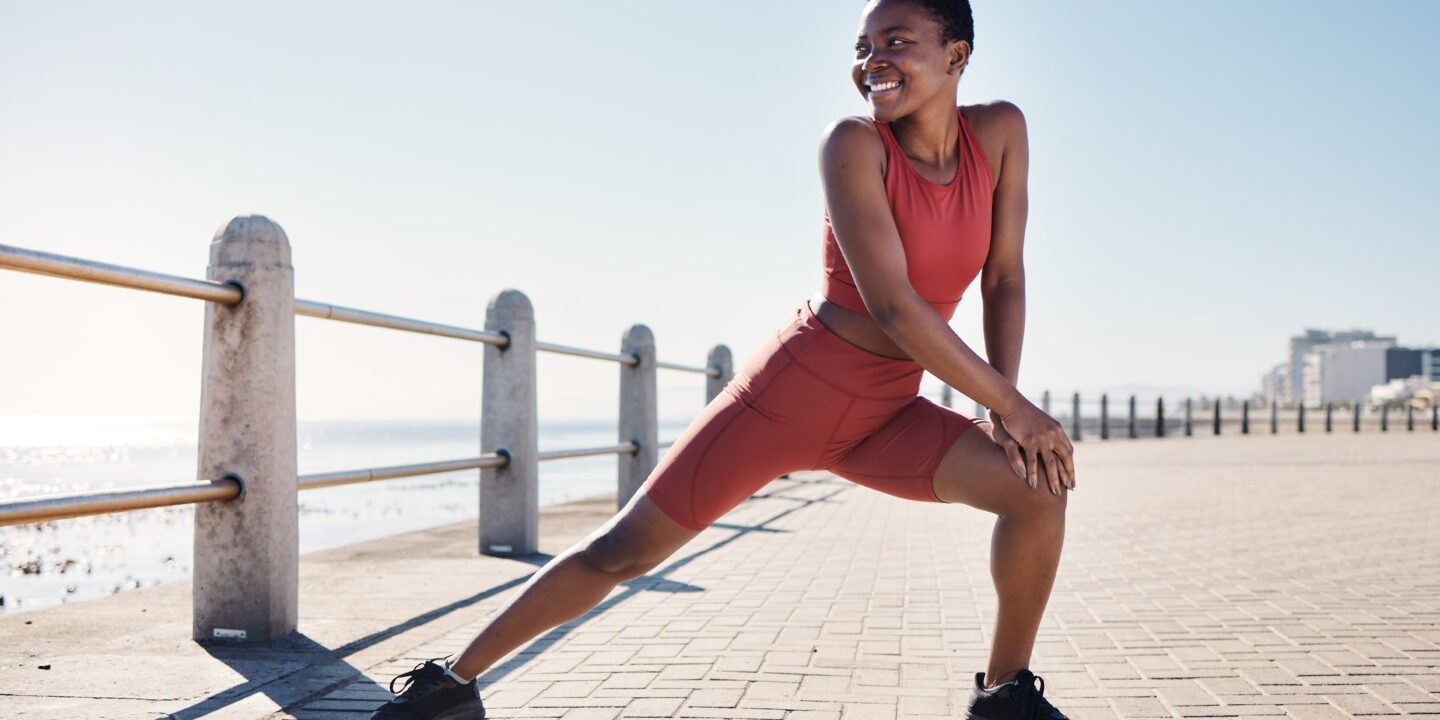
left=931, top=421, right=1068, bottom=516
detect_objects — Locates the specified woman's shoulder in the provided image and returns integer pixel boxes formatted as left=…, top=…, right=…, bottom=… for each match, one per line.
left=818, top=115, right=888, bottom=166
left=960, top=100, right=1027, bottom=143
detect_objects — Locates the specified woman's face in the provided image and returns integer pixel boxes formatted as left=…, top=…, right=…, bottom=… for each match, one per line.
left=851, top=0, right=967, bottom=122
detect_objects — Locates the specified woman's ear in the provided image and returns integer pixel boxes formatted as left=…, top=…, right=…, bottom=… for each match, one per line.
left=949, top=40, right=971, bottom=75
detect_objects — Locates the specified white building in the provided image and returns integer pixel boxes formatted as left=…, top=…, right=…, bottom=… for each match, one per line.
left=1300, top=338, right=1396, bottom=407
left=1369, top=376, right=1440, bottom=409
left=1260, top=363, right=1289, bottom=407
left=1286, top=329, right=1390, bottom=405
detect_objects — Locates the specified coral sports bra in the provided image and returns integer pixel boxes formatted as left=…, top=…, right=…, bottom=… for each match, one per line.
left=820, top=107, right=994, bottom=321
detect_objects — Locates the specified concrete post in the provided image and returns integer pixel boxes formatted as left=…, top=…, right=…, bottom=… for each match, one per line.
left=975, top=401, right=986, bottom=420
left=1325, top=402, right=1333, bottom=433
left=194, top=215, right=297, bottom=642
left=940, top=384, right=953, bottom=409
left=1433, top=405, right=1438, bottom=432
left=1071, top=392, right=1081, bottom=441
left=1213, top=399, right=1222, bottom=436
left=1184, top=398, right=1193, bottom=436
left=618, top=325, right=658, bottom=509
left=1407, top=404, right=1415, bottom=431
left=1042, top=390, right=1051, bottom=416
left=706, top=345, right=733, bottom=405
left=1298, top=403, right=1306, bottom=434
left=1242, top=400, right=1250, bottom=434
left=480, top=290, right=538, bottom=557
left=1353, top=401, right=1361, bottom=433
left=1100, top=394, right=1109, bottom=440
left=1127, top=395, right=1137, bottom=439
left=1155, top=398, right=1165, bottom=438
left=1270, top=400, right=1278, bottom=434
left=1381, top=403, right=1389, bottom=432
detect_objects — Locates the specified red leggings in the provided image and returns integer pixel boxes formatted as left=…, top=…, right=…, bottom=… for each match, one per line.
left=642, top=301, right=980, bottom=530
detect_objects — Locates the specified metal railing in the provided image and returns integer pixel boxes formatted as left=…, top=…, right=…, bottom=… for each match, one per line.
left=0, top=215, right=734, bottom=641
left=939, top=388, right=1439, bottom=440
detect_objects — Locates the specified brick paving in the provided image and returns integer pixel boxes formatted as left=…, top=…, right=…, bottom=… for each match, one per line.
left=295, top=432, right=1440, bottom=719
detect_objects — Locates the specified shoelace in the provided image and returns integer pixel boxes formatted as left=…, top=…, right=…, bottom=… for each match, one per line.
left=1016, top=673, right=1048, bottom=720
left=389, top=656, right=452, bottom=697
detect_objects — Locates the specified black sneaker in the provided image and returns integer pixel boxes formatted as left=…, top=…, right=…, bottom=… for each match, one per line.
left=966, top=669, right=1068, bottom=720
left=370, top=658, right=487, bottom=720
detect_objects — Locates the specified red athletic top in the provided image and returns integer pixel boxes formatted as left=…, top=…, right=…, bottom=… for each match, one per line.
left=821, top=107, right=994, bottom=321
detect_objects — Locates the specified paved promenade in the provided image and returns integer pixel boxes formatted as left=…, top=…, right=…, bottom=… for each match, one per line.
left=1, top=432, right=1437, bottom=719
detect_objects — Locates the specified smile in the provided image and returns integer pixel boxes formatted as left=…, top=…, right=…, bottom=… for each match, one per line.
left=867, top=80, right=902, bottom=96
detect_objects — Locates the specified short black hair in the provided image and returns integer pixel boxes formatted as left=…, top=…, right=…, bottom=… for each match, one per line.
left=903, top=0, right=974, bottom=52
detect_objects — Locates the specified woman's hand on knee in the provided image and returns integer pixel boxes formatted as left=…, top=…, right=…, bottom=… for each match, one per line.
left=995, top=402, right=1075, bottom=495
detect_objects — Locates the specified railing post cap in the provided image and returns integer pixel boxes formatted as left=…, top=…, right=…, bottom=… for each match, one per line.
left=487, top=288, right=534, bottom=318
left=624, top=323, right=654, bottom=343
left=210, top=215, right=291, bottom=266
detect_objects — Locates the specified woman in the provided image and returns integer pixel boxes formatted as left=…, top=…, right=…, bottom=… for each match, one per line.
left=372, top=1, right=1074, bottom=718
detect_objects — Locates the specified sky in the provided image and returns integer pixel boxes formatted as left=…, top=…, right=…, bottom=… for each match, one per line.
left=2, top=0, right=1437, bottom=422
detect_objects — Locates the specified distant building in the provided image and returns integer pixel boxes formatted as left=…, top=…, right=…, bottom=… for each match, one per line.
left=1299, top=338, right=1396, bottom=407
left=1369, top=375, right=1440, bottom=410
left=1260, top=363, right=1288, bottom=406
left=1386, top=347, right=1440, bottom=382
left=1284, top=329, right=1392, bottom=405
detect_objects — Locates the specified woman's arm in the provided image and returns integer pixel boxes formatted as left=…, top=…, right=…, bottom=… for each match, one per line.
left=980, top=102, right=1029, bottom=387
left=819, top=111, right=1073, bottom=492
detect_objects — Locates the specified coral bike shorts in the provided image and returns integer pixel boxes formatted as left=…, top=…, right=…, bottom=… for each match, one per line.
left=642, top=301, right=980, bottom=530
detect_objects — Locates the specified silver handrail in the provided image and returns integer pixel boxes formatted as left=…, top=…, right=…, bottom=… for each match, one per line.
left=0, top=478, right=242, bottom=527
left=295, top=299, right=508, bottom=346
left=297, top=454, right=509, bottom=491
left=0, top=243, right=243, bottom=304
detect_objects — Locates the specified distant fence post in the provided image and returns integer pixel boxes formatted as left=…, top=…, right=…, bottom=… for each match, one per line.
left=1213, top=399, right=1221, bottom=436
left=1184, top=398, right=1193, bottom=436
left=939, top=384, right=953, bottom=409
left=1100, top=394, right=1109, bottom=440
left=1407, top=404, right=1415, bottom=432
left=706, top=345, right=733, bottom=405
left=480, top=289, right=539, bottom=557
left=194, top=215, right=298, bottom=642
left=1433, top=405, right=1438, bottom=432
left=1071, top=392, right=1081, bottom=441
left=1353, top=401, right=1361, bottom=432
left=1042, top=390, right=1051, bottom=417
left=1325, top=402, right=1333, bottom=433
left=1155, top=398, right=1165, bottom=438
left=1298, top=403, right=1306, bottom=433
left=1270, top=400, right=1278, bottom=434
left=1127, top=395, right=1137, bottom=439
left=618, top=325, right=658, bottom=509
left=1241, top=400, right=1250, bottom=434
left=1381, top=403, right=1389, bottom=432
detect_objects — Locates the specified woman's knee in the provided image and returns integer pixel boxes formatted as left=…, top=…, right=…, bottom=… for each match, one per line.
left=578, top=527, right=667, bottom=580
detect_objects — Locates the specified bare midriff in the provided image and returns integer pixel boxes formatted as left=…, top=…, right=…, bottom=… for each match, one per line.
left=809, top=291, right=911, bottom=361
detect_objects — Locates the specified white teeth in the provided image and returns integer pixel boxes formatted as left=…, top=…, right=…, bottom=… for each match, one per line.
left=869, top=81, right=900, bottom=92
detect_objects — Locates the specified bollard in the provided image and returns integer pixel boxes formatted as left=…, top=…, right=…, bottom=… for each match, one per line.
left=1270, top=400, right=1278, bottom=434
left=706, top=345, right=734, bottom=405
left=1100, top=394, right=1109, bottom=440
left=618, top=325, right=658, bottom=509
left=1354, top=401, right=1361, bottom=432
left=194, top=215, right=298, bottom=642
left=1213, top=399, right=1222, bottom=436
left=480, top=290, right=539, bottom=557
left=1325, top=402, right=1333, bottom=433
left=1042, top=389, right=1051, bottom=417
left=1184, top=398, right=1193, bottom=436
left=1298, top=403, right=1305, bottom=434
left=975, top=401, right=986, bottom=421
left=1071, top=392, right=1081, bottom=441
left=1381, top=403, right=1389, bottom=432
left=1433, top=405, right=1438, bottom=432
left=1127, top=395, right=1137, bottom=439
left=1242, top=400, right=1250, bottom=434
left=940, top=384, right=953, bottom=409
left=1407, top=404, right=1415, bottom=432
left=1156, top=398, right=1165, bottom=438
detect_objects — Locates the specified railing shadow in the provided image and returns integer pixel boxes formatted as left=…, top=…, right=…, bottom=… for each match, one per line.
left=478, top=479, right=852, bottom=686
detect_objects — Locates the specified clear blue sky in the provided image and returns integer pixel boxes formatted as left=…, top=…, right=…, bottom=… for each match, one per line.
left=2, top=0, right=1436, bottom=421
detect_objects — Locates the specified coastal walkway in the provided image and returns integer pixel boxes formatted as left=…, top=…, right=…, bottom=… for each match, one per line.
left=1, top=432, right=1437, bottom=719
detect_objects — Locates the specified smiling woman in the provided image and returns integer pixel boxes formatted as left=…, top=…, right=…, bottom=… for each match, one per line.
left=365, top=1, right=1073, bottom=719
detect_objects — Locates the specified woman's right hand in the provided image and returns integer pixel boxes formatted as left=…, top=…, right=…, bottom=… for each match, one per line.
left=996, top=401, right=1075, bottom=494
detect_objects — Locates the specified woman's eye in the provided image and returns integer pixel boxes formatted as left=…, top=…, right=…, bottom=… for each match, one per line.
left=888, top=38, right=907, bottom=47
left=854, top=44, right=869, bottom=55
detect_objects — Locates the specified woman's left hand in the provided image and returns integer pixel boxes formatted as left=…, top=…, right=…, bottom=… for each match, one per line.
left=987, top=418, right=1029, bottom=483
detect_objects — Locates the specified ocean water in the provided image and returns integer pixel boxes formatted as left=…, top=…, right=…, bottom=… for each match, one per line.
left=0, top=415, right=688, bottom=615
